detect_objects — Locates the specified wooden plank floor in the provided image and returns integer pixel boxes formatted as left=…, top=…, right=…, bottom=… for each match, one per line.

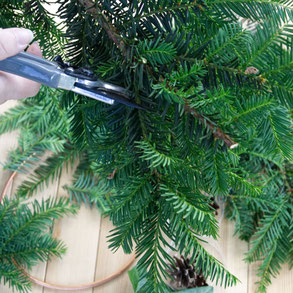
left=0, top=100, right=292, bottom=293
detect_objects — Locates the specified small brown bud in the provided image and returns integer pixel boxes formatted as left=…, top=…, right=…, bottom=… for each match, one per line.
left=244, top=66, right=259, bottom=75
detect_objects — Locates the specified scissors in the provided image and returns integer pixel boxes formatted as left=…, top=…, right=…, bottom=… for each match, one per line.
left=0, top=52, right=144, bottom=110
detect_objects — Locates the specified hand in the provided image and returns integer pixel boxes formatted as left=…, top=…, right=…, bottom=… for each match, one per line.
left=0, top=28, right=42, bottom=104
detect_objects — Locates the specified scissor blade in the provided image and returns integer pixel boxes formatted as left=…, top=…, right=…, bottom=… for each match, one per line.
left=102, top=91, right=145, bottom=110
left=74, top=83, right=145, bottom=110
left=72, top=85, right=115, bottom=105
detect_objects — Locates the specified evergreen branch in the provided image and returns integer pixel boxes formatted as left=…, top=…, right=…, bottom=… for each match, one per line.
left=225, top=197, right=256, bottom=241
left=0, top=197, right=78, bottom=252
left=2, top=2, right=293, bottom=291
left=110, top=174, right=153, bottom=225
left=271, top=81, right=293, bottom=108
left=177, top=56, right=265, bottom=85
left=229, top=172, right=262, bottom=197
left=63, top=171, right=96, bottom=207
left=251, top=223, right=291, bottom=292
left=127, top=1, right=206, bottom=25
left=108, top=196, right=153, bottom=253
left=0, top=197, right=78, bottom=292
left=184, top=102, right=239, bottom=148
left=223, top=95, right=274, bottom=126
left=245, top=196, right=291, bottom=263
left=205, top=61, right=266, bottom=84
left=0, top=262, right=31, bottom=293
left=156, top=69, right=239, bottom=148
left=0, top=199, right=18, bottom=226
left=0, top=103, right=33, bottom=135
left=256, top=241, right=278, bottom=292
left=136, top=210, right=173, bottom=292
left=4, top=125, right=69, bottom=172
left=138, top=38, right=177, bottom=66
left=160, top=184, right=218, bottom=237
left=245, top=150, right=283, bottom=168
left=173, top=219, right=239, bottom=287
left=63, top=171, right=112, bottom=212
left=0, top=235, right=66, bottom=264
left=136, top=140, right=178, bottom=168
left=78, top=0, right=126, bottom=54
left=226, top=193, right=278, bottom=209
left=258, top=107, right=293, bottom=160
left=203, top=149, right=230, bottom=195
left=16, top=147, right=79, bottom=198
left=243, top=18, right=293, bottom=69
left=209, top=0, right=293, bottom=21
left=262, top=44, right=293, bottom=76
left=206, top=23, right=249, bottom=62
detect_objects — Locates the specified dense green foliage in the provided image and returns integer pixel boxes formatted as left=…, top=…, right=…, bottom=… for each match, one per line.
left=0, top=197, right=78, bottom=292
left=0, top=0, right=292, bottom=292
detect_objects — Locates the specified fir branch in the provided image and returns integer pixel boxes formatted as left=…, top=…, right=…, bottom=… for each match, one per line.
left=2, top=2, right=293, bottom=292
left=108, top=195, right=153, bottom=253
left=0, top=197, right=78, bottom=292
left=79, top=1, right=238, bottom=149
left=78, top=0, right=126, bottom=54
left=204, top=61, right=266, bottom=84
left=225, top=197, right=256, bottom=241
left=0, top=262, right=31, bottom=293
left=245, top=197, right=290, bottom=263
left=0, top=234, right=67, bottom=264
left=126, top=0, right=207, bottom=25
left=0, top=103, right=33, bottom=135
left=209, top=0, right=293, bottom=21
left=1, top=198, right=78, bottom=252
left=16, top=147, right=79, bottom=198
left=206, top=23, right=249, bottom=62
left=244, top=195, right=292, bottom=292
left=257, top=107, right=293, bottom=160
left=135, top=209, right=173, bottom=292
left=155, top=74, right=239, bottom=148
left=136, top=140, right=178, bottom=168
left=63, top=171, right=112, bottom=212
left=110, top=174, right=153, bottom=225
left=229, top=172, right=262, bottom=197
left=160, top=184, right=218, bottom=237
left=173, top=218, right=239, bottom=287
left=184, top=101, right=239, bottom=149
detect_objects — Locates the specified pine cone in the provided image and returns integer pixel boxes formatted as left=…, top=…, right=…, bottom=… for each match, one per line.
left=168, top=255, right=208, bottom=289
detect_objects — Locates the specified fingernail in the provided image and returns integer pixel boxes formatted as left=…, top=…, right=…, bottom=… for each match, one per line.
left=32, top=41, right=40, bottom=47
left=16, top=29, right=34, bottom=48
left=30, top=41, right=40, bottom=50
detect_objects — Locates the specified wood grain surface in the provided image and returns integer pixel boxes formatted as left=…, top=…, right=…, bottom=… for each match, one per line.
left=0, top=100, right=292, bottom=293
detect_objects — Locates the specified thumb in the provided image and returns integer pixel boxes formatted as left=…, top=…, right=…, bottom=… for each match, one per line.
left=0, top=28, right=34, bottom=61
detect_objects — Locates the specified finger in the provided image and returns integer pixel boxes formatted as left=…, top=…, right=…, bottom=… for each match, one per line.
left=20, top=43, right=43, bottom=98
left=0, top=73, right=41, bottom=100
left=0, top=28, right=34, bottom=61
left=27, top=42, right=42, bottom=57
left=5, top=42, right=42, bottom=100
left=17, top=76, right=41, bottom=99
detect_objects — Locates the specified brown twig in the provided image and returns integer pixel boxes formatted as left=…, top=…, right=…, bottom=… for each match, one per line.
left=78, top=0, right=126, bottom=54
left=184, top=101, right=238, bottom=149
